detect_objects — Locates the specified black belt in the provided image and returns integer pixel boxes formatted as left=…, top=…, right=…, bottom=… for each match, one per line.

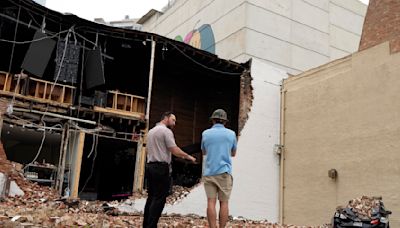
left=147, top=161, right=169, bottom=165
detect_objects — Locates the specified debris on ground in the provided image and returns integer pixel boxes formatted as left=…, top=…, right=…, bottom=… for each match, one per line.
left=166, top=185, right=193, bottom=205
left=336, top=196, right=390, bottom=220
left=0, top=177, right=330, bottom=227
left=333, top=196, right=391, bottom=227
left=0, top=142, right=331, bottom=227
left=348, top=196, right=383, bottom=219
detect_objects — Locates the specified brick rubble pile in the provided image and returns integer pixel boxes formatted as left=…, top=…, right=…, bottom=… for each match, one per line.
left=0, top=141, right=331, bottom=227
left=337, top=196, right=388, bottom=220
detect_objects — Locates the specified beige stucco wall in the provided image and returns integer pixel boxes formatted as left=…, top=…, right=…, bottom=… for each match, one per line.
left=281, top=41, right=400, bottom=226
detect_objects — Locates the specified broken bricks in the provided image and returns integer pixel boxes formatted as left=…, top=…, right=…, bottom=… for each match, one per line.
left=0, top=149, right=332, bottom=227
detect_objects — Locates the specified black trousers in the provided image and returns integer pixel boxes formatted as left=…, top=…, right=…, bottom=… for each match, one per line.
left=143, top=162, right=171, bottom=228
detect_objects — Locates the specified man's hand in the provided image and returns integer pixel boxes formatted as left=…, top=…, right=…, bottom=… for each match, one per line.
left=185, top=154, right=197, bottom=163
left=170, top=146, right=197, bottom=163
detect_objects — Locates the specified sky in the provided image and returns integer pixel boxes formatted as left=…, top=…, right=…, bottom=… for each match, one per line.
left=46, top=0, right=170, bottom=22
left=45, top=0, right=369, bottom=22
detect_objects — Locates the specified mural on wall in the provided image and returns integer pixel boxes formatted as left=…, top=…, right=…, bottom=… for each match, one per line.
left=175, top=24, right=215, bottom=54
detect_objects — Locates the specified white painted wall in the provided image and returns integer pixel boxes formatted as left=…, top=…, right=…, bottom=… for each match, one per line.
left=141, top=0, right=367, bottom=74
left=228, top=58, right=286, bottom=220
left=131, top=58, right=287, bottom=221
left=137, top=0, right=366, bottom=220
left=33, top=0, right=46, bottom=6
left=329, top=0, right=366, bottom=60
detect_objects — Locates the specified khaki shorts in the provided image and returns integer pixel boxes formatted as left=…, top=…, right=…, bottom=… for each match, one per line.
left=203, top=173, right=233, bottom=201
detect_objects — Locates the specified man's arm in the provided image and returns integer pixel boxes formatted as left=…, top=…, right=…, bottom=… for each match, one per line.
left=231, top=134, right=238, bottom=157
left=164, top=130, right=195, bottom=162
left=169, top=146, right=196, bottom=162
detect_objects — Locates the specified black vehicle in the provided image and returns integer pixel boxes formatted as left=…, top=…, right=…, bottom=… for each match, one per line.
left=332, top=205, right=391, bottom=228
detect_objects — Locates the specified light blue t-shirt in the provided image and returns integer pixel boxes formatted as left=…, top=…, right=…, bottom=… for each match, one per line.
left=201, top=124, right=237, bottom=176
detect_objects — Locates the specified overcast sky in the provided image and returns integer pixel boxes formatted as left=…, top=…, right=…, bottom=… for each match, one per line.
left=46, top=0, right=369, bottom=22
left=46, top=0, right=169, bottom=21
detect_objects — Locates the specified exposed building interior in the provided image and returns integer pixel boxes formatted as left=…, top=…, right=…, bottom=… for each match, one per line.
left=0, top=0, right=250, bottom=200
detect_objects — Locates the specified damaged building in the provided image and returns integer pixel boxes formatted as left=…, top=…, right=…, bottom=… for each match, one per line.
left=0, top=0, right=250, bottom=201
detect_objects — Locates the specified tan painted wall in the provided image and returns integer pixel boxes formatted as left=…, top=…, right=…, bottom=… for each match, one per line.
left=281, top=42, right=400, bottom=226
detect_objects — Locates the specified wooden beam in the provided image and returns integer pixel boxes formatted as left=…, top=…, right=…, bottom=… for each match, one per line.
left=133, top=136, right=144, bottom=192
left=138, top=144, right=147, bottom=191
left=93, top=106, right=144, bottom=120
left=70, top=131, right=86, bottom=198
left=0, top=90, right=71, bottom=108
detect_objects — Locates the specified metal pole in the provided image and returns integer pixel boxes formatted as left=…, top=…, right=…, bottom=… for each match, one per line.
left=279, top=87, right=287, bottom=224
left=133, top=38, right=156, bottom=192
left=57, top=123, right=70, bottom=195
left=55, top=124, right=66, bottom=191
left=145, top=38, right=156, bottom=123
left=13, top=107, right=97, bottom=125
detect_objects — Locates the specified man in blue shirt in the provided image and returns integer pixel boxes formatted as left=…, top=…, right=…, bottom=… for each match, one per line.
left=201, top=109, right=237, bottom=228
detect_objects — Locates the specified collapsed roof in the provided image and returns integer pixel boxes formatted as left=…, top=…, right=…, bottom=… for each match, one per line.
left=0, top=0, right=252, bottom=199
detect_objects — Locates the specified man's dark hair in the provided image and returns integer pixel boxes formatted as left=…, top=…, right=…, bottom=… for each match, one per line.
left=161, top=111, right=174, bottom=120
left=214, top=119, right=226, bottom=124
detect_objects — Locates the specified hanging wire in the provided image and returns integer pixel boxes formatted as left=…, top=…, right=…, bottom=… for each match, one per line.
left=24, top=8, right=41, bottom=28
left=0, top=8, right=244, bottom=75
left=0, top=29, right=70, bottom=44
left=7, top=0, right=61, bottom=26
left=74, top=32, right=97, bottom=48
left=167, top=42, right=243, bottom=76
left=79, top=134, right=99, bottom=195
left=6, top=115, right=63, bottom=131
left=76, top=39, right=86, bottom=117
left=86, top=134, right=97, bottom=158
left=39, top=28, right=72, bottom=121
left=22, top=120, right=47, bottom=170
left=7, top=5, right=21, bottom=73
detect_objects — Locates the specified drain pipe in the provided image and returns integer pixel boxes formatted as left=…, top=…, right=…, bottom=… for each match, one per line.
left=279, top=85, right=287, bottom=224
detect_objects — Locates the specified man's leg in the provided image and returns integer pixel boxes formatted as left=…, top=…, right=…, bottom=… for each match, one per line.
left=219, top=201, right=229, bottom=228
left=145, top=164, right=170, bottom=228
left=143, top=195, right=152, bottom=227
left=207, top=198, right=217, bottom=228
left=217, top=173, right=233, bottom=228
left=143, top=165, right=153, bottom=228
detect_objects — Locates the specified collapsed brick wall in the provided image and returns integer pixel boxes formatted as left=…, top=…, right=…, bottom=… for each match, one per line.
left=0, top=99, right=13, bottom=176
left=0, top=142, right=11, bottom=174
left=238, top=70, right=253, bottom=135
left=359, top=0, right=400, bottom=53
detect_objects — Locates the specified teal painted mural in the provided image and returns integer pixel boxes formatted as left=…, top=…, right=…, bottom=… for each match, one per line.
left=174, top=24, right=215, bottom=54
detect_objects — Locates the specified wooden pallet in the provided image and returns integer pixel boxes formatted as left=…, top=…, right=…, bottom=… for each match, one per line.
left=27, top=77, right=76, bottom=105
left=0, top=71, right=21, bottom=94
left=93, top=90, right=146, bottom=120
left=107, top=90, right=146, bottom=114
